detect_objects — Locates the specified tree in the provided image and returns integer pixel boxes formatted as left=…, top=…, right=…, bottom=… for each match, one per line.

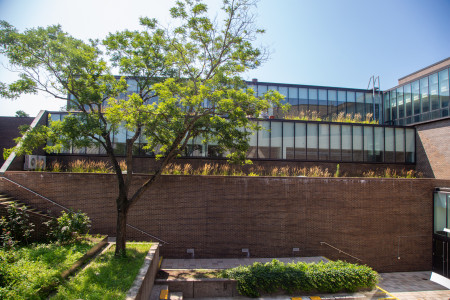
left=0, top=0, right=285, bottom=256
left=15, top=110, right=29, bottom=117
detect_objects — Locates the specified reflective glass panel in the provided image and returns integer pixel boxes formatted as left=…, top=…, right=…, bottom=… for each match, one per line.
left=385, top=127, right=395, bottom=163
left=374, top=127, right=384, bottom=162
left=353, top=126, right=363, bottom=162
left=364, top=126, right=374, bottom=162
left=347, top=91, right=356, bottom=116
left=247, top=127, right=258, bottom=158
left=412, top=81, right=420, bottom=115
left=258, top=85, right=268, bottom=97
left=341, top=125, right=352, bottom=161
left=404, top=84, right=412, bottom=117
left=405, top=128, right=415, bottom=163
left=283, top=122, right=294, bottom=159
left=365, top=93, right=374, bottom=116
left=397, top=87, right=404, bottom=119
left=395, top=128, right=405, bottom=163
left=318, top=124, right=329, bottom=160
left=420, top=77, right=429, bottom=113
left=295, top=123, right=306, bottom=160
left=430, top=73, right=439, bottom=111
left=439, top=69, right=449, bottom=109
left=356, top=92, right=364, bottom=116
left=330, top=124, right=341, bottom=161
left=271, top=121, right=282, bottom=159
left=328, top=90, right=337, bottom=116
left=434, top=192, right=447, bottom=235
left=258, top=121, right=270, bottom=158
left=309, top=89, right=318, bottom=113
left=391, top=91, right=397, bottom=121
left=338, top=91, right=346, bottom=114
left=307, top=123, right=318, bottom=160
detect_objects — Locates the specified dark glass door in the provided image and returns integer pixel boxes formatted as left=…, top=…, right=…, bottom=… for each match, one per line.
left=433, top=237, right=448, bottom=277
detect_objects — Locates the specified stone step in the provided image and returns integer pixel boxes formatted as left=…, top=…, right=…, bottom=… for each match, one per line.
left=149, top=284, right=169, bottom=300
left=169, top=292, right=183, bottom=300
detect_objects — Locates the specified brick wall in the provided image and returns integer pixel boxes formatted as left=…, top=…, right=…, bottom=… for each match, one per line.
left=1, top=172, right=449, bottom=273
left=0, top=117, right=34, bottom=167
left=415, top=118, right=450, bottom=179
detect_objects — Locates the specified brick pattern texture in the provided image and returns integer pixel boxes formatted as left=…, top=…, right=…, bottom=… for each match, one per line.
left=415, top=118, right=450, bottom=179
left=0, top=117, right=34, bottom=167
left=1, top=172, right=450, bottom=273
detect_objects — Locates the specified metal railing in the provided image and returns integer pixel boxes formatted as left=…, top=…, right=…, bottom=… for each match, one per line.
left=320, top=241, right=362, bottom=262
left=0, top=175, right=169, bottom=244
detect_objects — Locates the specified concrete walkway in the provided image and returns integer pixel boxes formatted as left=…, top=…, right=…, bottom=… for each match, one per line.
left=378, top=271, right=450, bottom=300
left=161, top=257, right=327, bottom=270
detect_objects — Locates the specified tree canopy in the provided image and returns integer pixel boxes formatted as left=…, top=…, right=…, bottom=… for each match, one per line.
left=0, top=0, right=286, bottom=255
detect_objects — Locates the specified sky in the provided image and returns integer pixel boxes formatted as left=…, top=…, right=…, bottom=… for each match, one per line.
left=0, top=0, right=449, bottom=117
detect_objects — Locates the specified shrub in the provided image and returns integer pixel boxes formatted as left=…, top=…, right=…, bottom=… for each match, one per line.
left=0, top=203, right=34, bottom=248
left=46, top=210, right=91, bottom=243
left=221, top=259, right=379, bottom=297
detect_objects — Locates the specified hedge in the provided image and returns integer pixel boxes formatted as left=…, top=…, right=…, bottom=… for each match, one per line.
left=221, top=259, right=379, bottom=297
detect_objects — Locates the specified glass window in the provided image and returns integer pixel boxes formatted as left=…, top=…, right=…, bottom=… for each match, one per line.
left=397, top=87, right=404, bottom=120
left=299, top=88, right=308, bottom=114
left=439, top=69, right=449, bottom=110
left=356, top=92, right=364, bottom=117
left=391, top=91, right=397, bottom=121
left=365, top=93, right=374, bottom=117
left=257, top=121, right=270, bottom=158
left=412, top=81, right=420, bottom=116
left=347, top=91, right=356, bottom=116
left=364, top=126, right=374, bottom=162
left=328, top=89, right=337, bottom=116
left=270, top=121, right=282, bottom=159
left=283, top=122, right=294, bottom=159
left=247, top=127, right=258, bottom=159
left=341, top=125, right=352, bottom=161
left=318, top=89, right=327, bottom=118
left=405, top=128, right=415, bottom=163
left=308, top=89, right=318, bottom=114
left=384, top=92, right=390, bottom=124
left=352, top=125, right=363, bottom=162
left=318, top=124, right=329, bottom=160
left=374, top=127, right=384, bottom=162
left=434, top=192, right=447, bottom=235
left=288, top=87, right=298, bottom=105
left=295, top=122, right=306, bottom=160
left=330, top=124, right=341, bottom=161
left=420, top=77, right=429, bottom=113
left=127, top=79, right=138, bottom=93
left=338, top=91, right=346, bottom=114
left=404, top=84, right=412, bottom=117
left=307, top=123, right=318, bottom=160
left=258, top=85, right=268, bottom=97
left=385, top=127, right=395, bottom=163
left=113, top=125, right=127, bottom=155
left=395, top=128, right=405, bottom=163
left=430, top=73, right=439, bottom=111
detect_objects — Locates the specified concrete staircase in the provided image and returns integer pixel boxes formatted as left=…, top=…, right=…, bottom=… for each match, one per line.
left=150, top=284, right=183, bottom=300
left=0, top=193, right=49, bottom=217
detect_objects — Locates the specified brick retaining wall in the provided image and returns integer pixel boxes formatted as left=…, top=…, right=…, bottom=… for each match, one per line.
left=1, top=172, right=449, bottom=273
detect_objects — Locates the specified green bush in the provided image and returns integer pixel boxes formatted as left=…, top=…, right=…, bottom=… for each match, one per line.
left=0, top=203, right=34, bottom=248
left=45, top=210, right=91, bottom=243
left=221, top=259, right=379, bottom=297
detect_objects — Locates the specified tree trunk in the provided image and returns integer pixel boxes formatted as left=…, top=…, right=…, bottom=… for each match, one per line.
left=115, top=203, right=128, bottom=256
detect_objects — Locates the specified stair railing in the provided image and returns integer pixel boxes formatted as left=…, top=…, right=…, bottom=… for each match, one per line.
left=320, top=241, right=362, bottom=262
left=0, top=175, right=169, bottom=245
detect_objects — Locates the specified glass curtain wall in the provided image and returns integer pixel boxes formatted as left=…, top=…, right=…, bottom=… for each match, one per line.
left=384, top=67, right=450, bottom=125
left=48, top=113, right=415, bottom=164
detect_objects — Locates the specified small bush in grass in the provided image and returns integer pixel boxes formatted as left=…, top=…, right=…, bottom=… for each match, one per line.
left=0, top=203, right=34, bottom=248
left=221, top=259, right=379, bottom=297
left=45, top=210, right=91, bottom=243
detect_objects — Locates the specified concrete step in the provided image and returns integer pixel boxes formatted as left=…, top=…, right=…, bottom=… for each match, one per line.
left=149, top=284, right=169, bottom=300
left=169, top=292, right=183, bottom=300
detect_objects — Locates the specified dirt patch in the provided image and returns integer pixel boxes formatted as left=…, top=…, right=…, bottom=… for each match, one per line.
left=156, top=269, right=222, bottom=280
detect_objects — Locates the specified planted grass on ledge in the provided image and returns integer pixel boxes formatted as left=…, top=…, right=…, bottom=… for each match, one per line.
left=0, top=239, right=95, bottom=300
left=284, top=111, right=378, bottom=124
left=52, top=243, right=151, bottom=300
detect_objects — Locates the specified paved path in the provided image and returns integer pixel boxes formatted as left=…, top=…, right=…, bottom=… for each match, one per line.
left=160, top=258, right=450, bottom=299
left=378, top=271, right=450, bottom=300
left=161, top=256, right=327, bottom=269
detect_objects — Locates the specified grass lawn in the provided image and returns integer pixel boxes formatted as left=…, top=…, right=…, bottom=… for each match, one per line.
left=52, top=242, right=152, bottom=300
left=0, top=239, right=95, bottom=300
